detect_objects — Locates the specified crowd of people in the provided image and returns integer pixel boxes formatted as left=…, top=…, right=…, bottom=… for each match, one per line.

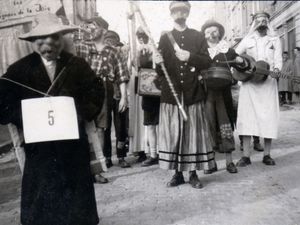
left=0, top=1, right=299, bottom=225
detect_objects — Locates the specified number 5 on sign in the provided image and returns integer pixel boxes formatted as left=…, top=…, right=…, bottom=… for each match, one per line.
left=21, top=97, right=79, bottom=144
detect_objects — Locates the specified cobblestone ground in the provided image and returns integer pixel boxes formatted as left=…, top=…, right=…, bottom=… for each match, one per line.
left=1, top=105, right=300, bottom=225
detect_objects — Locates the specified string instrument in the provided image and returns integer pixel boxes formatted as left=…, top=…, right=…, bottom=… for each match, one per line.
left=229, top=54, right=300, bottom=84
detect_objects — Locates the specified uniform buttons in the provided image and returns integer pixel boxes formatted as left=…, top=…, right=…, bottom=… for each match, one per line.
left=184, top=62, right=188, bottom=66
left=180, top=80, right=184, bottom=84
left=181, top=36, right=184, bottom=39
left=180, top=73, right=183, bottom=76
left=180, top=66, right=183, bottom=69
left=181, top=43, right=184, bottom=47
left=103, top=57, right=107, bottom=61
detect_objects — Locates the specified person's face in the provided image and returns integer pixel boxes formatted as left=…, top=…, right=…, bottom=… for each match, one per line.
left=33, top=33, right=64, bottom=61
left=83, top=22, right=106, bottom=40
left=138, top=36, right=148, bottom=44
left=171, top=8, right=189, bottom=25
left=104, top=37, right=118, bottom=47
left=204, top=26, right=221, bottom=44
left=282, top=53, right=288, bottom=62
left=254, top=15, right=269, bottom=31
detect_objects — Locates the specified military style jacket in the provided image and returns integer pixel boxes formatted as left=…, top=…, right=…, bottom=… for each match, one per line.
left=156, top=28, right=212, bottom=106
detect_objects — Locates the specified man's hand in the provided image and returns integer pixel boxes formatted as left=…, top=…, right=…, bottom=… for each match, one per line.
left=235, top=56, right=244, bottom=64
left=175, top=49, right=190, bottom=61
left=154, top=51, right=164, bottom=64
left=118, top=96, right=128, bottom=113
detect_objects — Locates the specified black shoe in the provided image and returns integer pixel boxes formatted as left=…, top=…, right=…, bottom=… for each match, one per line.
left=253, top=142, right=264, bottom=152
left=204, top=162, right=218, bottom=174
left=262, top=155, right=276, bottom=166
left=141, top=157, right=158, bottom=167
left=226, top=162, right=238, bottom=173
left=189, top=173, right=203, bottom=189
left=236, top=157, right=251, bottom=167
left=136, top=152, right=147, bottom=163
left=105, top=158, right=113, bottom=168
left=204, top=166, right=218, bottom=174
left=118, top=159, right=131, bottom=168
left=167, top=173, right=185, bottom=187
left=94, top=174, right=108, bottom=184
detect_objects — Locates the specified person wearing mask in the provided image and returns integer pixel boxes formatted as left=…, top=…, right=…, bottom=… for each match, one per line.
left=75, top=16, right=130, bottom=183
left=155, top=1, right=215, bottom=189
left=235, top=12, right=282, bottom=167
left=0, top=13, right=103, bottom=225
left=136, top=27, right=160, bottom=167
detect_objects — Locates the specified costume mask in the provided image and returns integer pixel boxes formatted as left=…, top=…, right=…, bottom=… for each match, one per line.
left=204, top=26, right=220, bottom=44
left=34, top=34, right=63, bottom=61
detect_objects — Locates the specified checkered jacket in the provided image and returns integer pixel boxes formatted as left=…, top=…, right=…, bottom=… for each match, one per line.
left=74, top=41, right=129, bottom=85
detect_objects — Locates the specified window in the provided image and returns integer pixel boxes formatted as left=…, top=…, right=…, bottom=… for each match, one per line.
left=287, top=18, right=296, bottom=59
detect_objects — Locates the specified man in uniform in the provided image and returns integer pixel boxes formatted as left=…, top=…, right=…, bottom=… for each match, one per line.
left=235, top=12, right=282, bottom=167
left=156, top=1, right=215, bottom=189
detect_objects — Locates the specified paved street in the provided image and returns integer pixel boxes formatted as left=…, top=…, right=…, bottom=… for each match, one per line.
left=1, top=105, right=300, bottom=225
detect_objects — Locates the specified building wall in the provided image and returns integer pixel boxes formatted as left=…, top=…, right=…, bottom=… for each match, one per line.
left=214, top=1, right=300, bottom=52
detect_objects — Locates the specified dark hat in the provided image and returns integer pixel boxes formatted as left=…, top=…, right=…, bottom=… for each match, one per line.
left=84, top=16, right=109, bottom=30
left=169, top=1, right=191, bottom=12
left=252, top=11, right=270, bottom=21
left=201, top=20, right=225, bottom=39
left=104, top=30, right=120, bottom=42
left=19, top=13, right=77, bottom=41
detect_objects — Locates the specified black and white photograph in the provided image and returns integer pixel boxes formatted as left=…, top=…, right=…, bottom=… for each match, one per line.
left=0, top=0, right=300, bottom=224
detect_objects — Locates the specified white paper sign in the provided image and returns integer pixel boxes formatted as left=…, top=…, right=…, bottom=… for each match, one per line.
left=21, top=96, right=79, bottom=144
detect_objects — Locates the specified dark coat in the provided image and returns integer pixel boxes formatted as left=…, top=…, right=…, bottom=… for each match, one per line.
left=210, top=48, right=239, bottom=128
left=156, top=28, right=212, bottom=106
left=0, top=51, right=104, bottom=225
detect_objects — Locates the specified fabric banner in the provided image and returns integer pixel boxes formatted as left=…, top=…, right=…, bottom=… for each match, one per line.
left=0, top=0, right=62, bottom=24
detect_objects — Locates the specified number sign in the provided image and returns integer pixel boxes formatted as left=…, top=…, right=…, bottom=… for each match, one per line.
left=21, top=96, right=79, bottom=144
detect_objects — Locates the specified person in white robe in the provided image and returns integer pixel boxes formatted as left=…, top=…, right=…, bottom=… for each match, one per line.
left=235, top=12, right=282, bottom=167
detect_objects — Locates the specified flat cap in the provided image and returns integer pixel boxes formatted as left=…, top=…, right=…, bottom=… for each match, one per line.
left=84, top=16, right=109, bottom=30
left=252, top=11, right=270, bottom=20
left=169, top=1, right=191, bottom=12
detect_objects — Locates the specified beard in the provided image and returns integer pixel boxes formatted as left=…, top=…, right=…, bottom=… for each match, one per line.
left=175, top=18, right=186, bottom=25
left=257, top=25, right=268, bottom=33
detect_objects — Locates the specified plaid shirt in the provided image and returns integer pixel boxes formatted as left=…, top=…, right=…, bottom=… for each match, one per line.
left=74, top=41, right=129, bottom=84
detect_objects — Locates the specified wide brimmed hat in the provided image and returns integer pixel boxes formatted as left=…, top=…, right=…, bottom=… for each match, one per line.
left=84, top=16, right=109, bottom=30
left=19, top=13, right=78, bottom=41
left=201, top=20, right=225, bottom=39
left=169, top=1, right=191, bottom=12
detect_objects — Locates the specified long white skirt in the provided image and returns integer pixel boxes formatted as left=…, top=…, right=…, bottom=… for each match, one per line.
left=237, top=77, right=279, bottom=139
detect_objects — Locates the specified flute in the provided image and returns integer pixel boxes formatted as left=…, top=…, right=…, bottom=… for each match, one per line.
left=130, top=1, right=188, bottom=121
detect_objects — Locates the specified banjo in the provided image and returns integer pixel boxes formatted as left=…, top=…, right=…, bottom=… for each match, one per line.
left=225, top=54, right=300, bottom=84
